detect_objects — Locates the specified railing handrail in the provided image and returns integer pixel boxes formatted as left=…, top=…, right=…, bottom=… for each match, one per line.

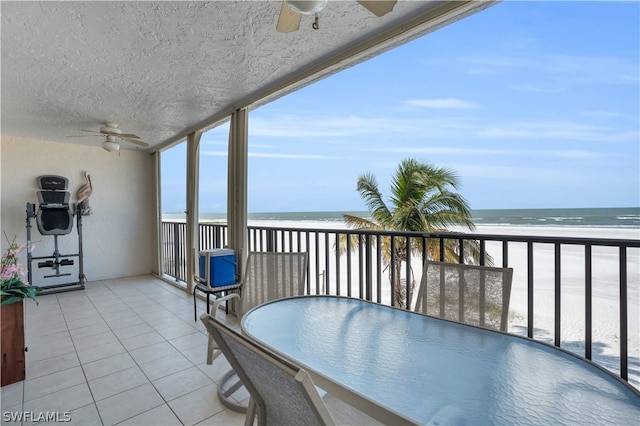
left=163, top=219, right=640, bottom=246
left=161, top=220, right=640, bottom=388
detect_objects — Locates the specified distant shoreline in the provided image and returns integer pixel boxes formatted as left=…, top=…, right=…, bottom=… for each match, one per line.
left=163, top=207, right=640, bottom=229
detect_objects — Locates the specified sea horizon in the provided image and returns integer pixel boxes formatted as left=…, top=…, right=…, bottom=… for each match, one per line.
left=163, top=207, right=640, bottom=228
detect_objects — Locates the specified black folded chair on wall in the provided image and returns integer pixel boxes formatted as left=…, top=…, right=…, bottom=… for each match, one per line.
left=36, top=175, right=73, bottom=236
left=26, top=175, right=85, bottom=292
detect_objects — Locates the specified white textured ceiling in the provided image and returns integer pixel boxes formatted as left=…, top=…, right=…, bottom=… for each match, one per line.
left=1, top=1, right=494, bottom=152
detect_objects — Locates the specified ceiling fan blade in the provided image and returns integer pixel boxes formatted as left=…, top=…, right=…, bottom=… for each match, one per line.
left=67, top=134, right=101, bottom=138
left=118, top=132, right=142, bottom=139
left=357, top=0, right=397, bottom=17
left=80, top=129, right=103, bottom=134
left=276, top=0, right=301, bottom=33
left=121, top=137, right=149, bottom=147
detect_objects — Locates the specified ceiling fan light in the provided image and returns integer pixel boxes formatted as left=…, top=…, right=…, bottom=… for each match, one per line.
left=102, top=139, right=120, bottom=152
left=286, top=0, right=328, bottom=15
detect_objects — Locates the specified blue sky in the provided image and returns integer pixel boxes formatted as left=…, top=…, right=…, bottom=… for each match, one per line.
left=162, top=1, right=640, bottom=214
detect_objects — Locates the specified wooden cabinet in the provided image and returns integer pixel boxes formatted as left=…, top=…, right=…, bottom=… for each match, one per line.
left=1, top=300, right=25, bottom=386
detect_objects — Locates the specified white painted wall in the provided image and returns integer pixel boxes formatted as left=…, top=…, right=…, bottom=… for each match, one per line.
left=1, top=135, right=156, bottom=283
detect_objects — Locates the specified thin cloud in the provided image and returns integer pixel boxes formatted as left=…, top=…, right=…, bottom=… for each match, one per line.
left=406, top=98, right=479, bottom=109
left=449, top=163, right=582, bottom=184
left=463, top=53, right=639, bottom=85
left=249, top=152, right=339, bottom=159
left=201, top=150, right=339, bottom=160
left=580, top=110, right=634, bottom=120
left=249, top=114, right=478, bottom=139
left=475, top=120, right=638, bottom=143
left=511, top=84, right=566, bottom=93
left=364, top=146, right=597, bottom=160
left=237, top=110, right=638, bottom=146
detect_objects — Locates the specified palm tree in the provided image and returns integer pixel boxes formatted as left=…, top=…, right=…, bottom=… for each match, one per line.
left=339, top=158, right=479, bottom=309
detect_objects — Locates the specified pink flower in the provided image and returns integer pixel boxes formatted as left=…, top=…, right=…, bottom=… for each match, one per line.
left=1, top=240, right=28, bottom=286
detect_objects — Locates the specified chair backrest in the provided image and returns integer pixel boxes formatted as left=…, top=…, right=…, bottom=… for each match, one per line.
left=414, top=260, right=513, bottom=332
left=201, top=314, right=335, bottom=426
left=238, top=252, right=308, bottom=318
left=36, top=175, right=73, bottom=235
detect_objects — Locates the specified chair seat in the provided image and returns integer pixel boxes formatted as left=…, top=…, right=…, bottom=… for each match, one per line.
left=193, top=276, right=241, bottom=321
left=195, top=281, right=241, bottom=294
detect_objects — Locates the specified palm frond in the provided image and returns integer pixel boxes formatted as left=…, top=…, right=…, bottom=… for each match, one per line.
left=357, top=173, right=392, bottom=226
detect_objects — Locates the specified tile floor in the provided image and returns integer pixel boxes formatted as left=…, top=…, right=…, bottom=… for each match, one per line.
left=1, top=275, right=248, bottom=425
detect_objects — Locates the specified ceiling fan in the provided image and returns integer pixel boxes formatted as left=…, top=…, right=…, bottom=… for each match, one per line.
left=276, top=0, right=397, bottom=33
left=68, top=122, right=149, bottom=152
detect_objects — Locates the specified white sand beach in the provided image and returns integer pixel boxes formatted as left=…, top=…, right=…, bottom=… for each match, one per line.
left=471, top=226, right=639, bottom=387
left=246, top=220, right=640, bottom=388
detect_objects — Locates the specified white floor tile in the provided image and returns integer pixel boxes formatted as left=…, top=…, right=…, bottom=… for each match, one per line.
left=152, top=366, right=213, bottom=402
left=1, top=404, right=24, bottom=422
left=0, top=381, right=24, bottom=408
left=82, top=352, right=137, bottom=381
left=26, top=352, right=80, bottom=380
left=169, top=331, right=208, bottom=352
left=128, top=341, right=180, bottom=365
left=156, top=323, right=199, bottom=341
left=107, top=315, right=146, bottom=330
left=119, top=331, right=165, bottom=351
left=23, top=366, right=86, bottom=402
left=196, top=409, right=246, bottom=426
left=76, top=341, right=127, bottom=364
left=96, top=383, right=164, bottom=426
left=138, top=352, right=194, bottom=381
left=69, top=322, right=111, bottom=340
left=71, top=330, right=120, bottom=351
left=167, top=383, right=225, bottom=426
left=88, top=366, right=149, bottom=401
left=112, top=323, right=155, bottom=340
left=116, top=403, right=182, bottom=426
left=67, top=403, right=102, bottom=426
left=25, top=330, right=75, bottom=363
left=23, top=382, right=93, bottom=416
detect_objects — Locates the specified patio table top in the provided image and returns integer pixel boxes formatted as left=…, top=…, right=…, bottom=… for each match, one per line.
left=242, top=295, right=640, bottom=425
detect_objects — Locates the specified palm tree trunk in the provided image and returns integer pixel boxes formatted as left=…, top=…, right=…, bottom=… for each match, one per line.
left=393, top=258, right=405, bottom=308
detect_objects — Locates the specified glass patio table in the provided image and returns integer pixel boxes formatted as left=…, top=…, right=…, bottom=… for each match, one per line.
left=241, top=295, right=640, bottom=425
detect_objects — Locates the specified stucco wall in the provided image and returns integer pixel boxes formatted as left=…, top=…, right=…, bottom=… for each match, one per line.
left=1, top=135, right=156, bottom=283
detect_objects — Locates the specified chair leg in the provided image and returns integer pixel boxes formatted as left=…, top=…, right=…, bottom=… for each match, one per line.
left=206, top=333, right=223, bottom=365
left=206, top=292, right=211, bottom=315
left=193, top=290, right=197, bottom=322
left=207, top=334, right=215, bottom=365
left=244, top=397, right=258, bottom=426
left=218, top=369, right=249, bottom=413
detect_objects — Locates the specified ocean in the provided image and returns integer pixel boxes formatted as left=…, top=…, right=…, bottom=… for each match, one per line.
left=164, top=207, right=640, bottom=228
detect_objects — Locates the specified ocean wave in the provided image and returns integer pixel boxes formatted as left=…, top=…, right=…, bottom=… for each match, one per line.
left=163, top=208, right=640, bottom=229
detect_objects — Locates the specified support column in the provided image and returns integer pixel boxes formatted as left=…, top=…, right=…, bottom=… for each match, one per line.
left=186, top=131, right=202, bottom=294
left=153, top=152, right=161, bottom=277
left=227, top=108, right=249, bottom=275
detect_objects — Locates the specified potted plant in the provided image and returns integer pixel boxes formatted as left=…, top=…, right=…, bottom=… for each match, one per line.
left=1, top=234, right=40, bottom=386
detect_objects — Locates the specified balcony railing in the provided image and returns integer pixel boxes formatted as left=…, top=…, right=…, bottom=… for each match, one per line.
left=161, top=220, right=640, bottom=388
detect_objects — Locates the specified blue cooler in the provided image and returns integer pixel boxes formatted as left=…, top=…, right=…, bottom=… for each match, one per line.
left=198, top=248, right=237, bottom=287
